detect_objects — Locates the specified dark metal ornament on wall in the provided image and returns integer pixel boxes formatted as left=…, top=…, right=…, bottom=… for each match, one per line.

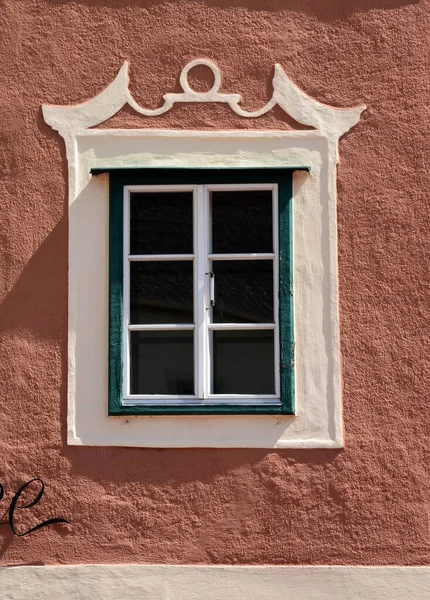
left=0, top=478, right=70, bottom=537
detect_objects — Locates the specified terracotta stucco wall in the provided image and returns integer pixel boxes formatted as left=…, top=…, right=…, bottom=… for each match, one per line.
left=0, top=0, right=429, bottom=565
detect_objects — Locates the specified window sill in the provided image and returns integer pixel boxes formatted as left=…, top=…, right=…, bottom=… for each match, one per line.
left=109, top=401, right=289, bottom=416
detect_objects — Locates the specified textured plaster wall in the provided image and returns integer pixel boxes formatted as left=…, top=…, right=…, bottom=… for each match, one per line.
left=0, top=0, right=429, bottom=566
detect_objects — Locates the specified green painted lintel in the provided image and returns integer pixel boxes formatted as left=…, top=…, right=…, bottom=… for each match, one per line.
left=91, top=166, right=311, bottom=176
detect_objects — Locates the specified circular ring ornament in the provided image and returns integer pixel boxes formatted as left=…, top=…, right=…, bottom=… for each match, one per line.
left=179, top=59, right=221, bottom=95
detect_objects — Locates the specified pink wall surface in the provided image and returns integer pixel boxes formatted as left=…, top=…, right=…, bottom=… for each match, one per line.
left=0, top=0, right=429, bottom=566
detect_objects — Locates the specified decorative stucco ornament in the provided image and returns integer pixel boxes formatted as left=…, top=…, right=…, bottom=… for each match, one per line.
left=43, top=59, right=365, bottom=140
left=41, top=59, right=366, bottom=449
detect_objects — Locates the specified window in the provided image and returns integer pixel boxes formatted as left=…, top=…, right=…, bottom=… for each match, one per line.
left=42, top=53, right=360, bottom=445
left=108, top=169, right=294, bottom=415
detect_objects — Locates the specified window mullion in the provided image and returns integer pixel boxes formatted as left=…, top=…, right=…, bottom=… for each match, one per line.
left=203, top=184, right=211, bottom=398
left=195, top=185, right=208, bottom=398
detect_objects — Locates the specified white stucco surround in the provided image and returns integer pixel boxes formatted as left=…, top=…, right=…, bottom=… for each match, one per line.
left=42, top=59, right=365, bottom=447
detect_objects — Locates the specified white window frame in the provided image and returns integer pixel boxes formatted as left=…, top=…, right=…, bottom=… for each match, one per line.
left=122, top=183, right=280, bottom=407
left=41, top=58, right=365, bottom=447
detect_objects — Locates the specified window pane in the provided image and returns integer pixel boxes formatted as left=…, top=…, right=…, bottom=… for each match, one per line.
left=212, top=330, right=275, bottom=395
left=130, top=261, right=193, bottom=324
left=130, top=331, right=194, bottom=395
left=211, top=190, right=272, bottom=254
left=130, top=192, right=193, bottom=255
left=212, top=260, right=273, bottom=323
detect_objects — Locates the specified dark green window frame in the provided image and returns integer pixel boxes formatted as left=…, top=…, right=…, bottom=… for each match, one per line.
left=105, top=168, right=295, bottom=416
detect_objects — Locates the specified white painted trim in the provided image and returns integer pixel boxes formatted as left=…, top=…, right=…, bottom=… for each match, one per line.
left=41, top=60, right=365, bottom=447
left=124, top=183, right=279, bottom=404
left=0, top=565, right=428, bottom=600
left=48, top=131, right=343, bottom=448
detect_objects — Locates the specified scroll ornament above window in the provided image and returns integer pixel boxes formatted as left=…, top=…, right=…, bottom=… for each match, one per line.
left=43, top=58, right=365, bottom=142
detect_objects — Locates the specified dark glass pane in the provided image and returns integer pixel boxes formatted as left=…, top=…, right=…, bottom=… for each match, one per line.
left=211, top=190, right=272, bottom=254
left=130, top=192, right=193, bottom=255
left=212, top=260, right=273, bottom=323
left=130, top=331, right=194, bottom=395
left=130, top=262, right=193, bottom=324
left=213, top=330, right=275, bottom=394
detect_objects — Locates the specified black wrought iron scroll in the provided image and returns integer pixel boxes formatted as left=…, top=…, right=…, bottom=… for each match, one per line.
left=0, top=478, right=70, bottom=537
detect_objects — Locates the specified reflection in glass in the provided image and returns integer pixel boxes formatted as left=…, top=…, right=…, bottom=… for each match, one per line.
left=212, top=261, right=273, bottom=323
left=130, top=331, right=194, bottom=395
left=212, top=330, right=275, bottom=395
left=130, top=192, right=193, bottom=255
left=130, top=262, right=193, bottom=324
left=211, top=190, right=272, bottom=254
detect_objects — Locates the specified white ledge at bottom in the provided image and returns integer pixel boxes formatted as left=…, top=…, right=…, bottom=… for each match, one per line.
left=0, top=565, right=428, bottom=600
left=68, top=434, right=343, bottom=449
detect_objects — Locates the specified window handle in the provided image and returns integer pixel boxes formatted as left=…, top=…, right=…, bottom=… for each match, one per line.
left=206, top=272, right=215, bottom=308
left=210, top=272, right=215, bottom=307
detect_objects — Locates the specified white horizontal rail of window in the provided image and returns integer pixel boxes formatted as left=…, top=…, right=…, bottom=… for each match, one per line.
left=129, top=254, right=194, bottom=261
left=208, top=253, right=274, bottom=261
left=128, top=324, right=195, bottom=331
left=123, top=397, right=280, bottom=406
left=125, top=184, right=197, bottom=192
left=206, top=183, right=275, bottom=191
left=208, top=323, right=275, bottom=330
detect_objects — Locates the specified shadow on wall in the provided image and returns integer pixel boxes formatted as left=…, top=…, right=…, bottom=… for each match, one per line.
left=44, top=0, right=422, bottom=21
left=0, top=111, right=68, bottom=342
left=62, top=439, right=343, bottom=488
left=0, top=215, right=68, bottom=342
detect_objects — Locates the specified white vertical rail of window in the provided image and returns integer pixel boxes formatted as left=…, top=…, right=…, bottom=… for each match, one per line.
left=203, top=185, right=212, bottom=398
left=122, top=186, right=131, bottom=398
left=195, top=185, right=206, bottom=398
